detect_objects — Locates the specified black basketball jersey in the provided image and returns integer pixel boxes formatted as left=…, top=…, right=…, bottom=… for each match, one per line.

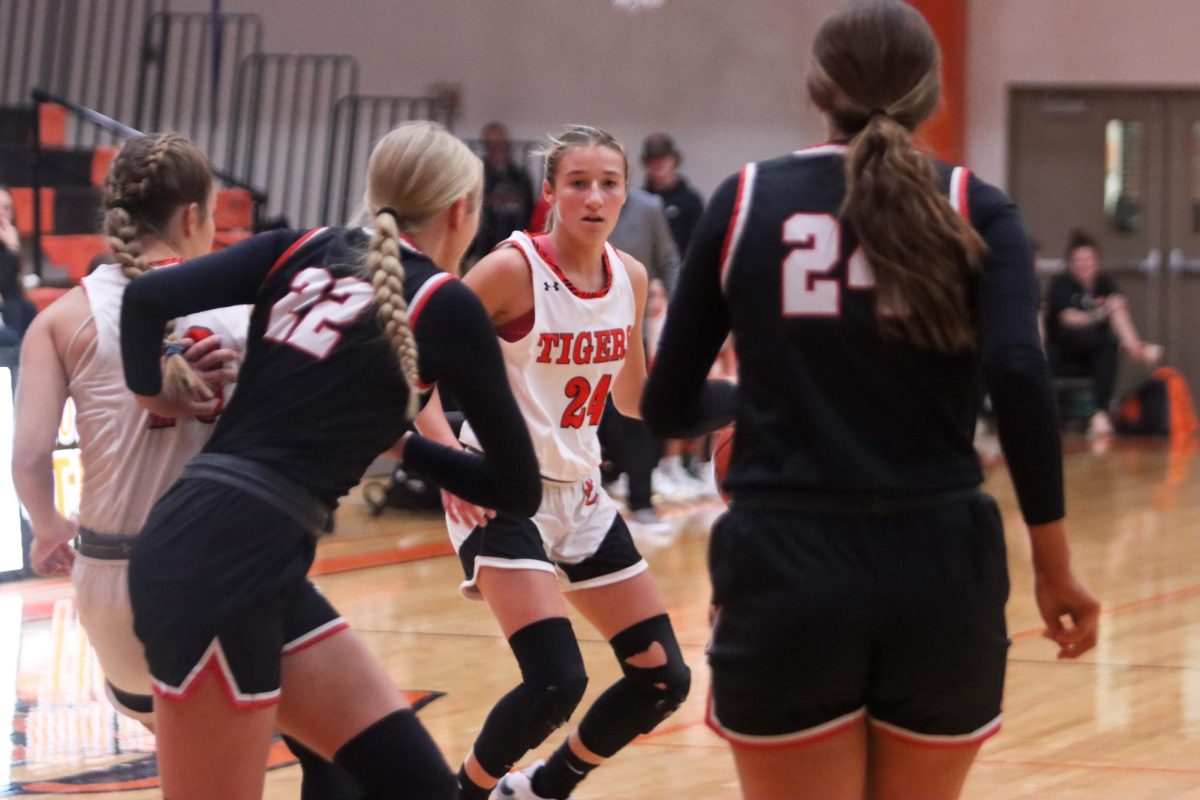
left=203, top=227, right=444, bottom=505
left=644, top=142, right=1062, bottom=523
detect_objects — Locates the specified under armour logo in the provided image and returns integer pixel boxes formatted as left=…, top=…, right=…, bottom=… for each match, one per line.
left=544, top=281, right=561, bottom=291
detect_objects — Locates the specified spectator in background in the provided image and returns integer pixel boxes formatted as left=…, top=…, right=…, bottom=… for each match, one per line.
left=641, top=133, right=704, bottom=257
left=1045, top=229, right=1161, bottom=437
left=611, top=186, right=679, bottom=294
left=470, top=122, right=535, bottom=260
left=0, top=186, right=37, bottom=345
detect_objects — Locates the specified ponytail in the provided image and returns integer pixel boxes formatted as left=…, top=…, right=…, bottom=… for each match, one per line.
left=842, top=113, right=986, bottom=352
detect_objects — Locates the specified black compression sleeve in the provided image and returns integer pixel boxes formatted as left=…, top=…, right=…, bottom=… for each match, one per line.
left=972, top=180, right=1065, bottom=525
left=400, top=280, right=542, bottom=517
left=121, top=229, right=305, bottom=396
left=641, top=173, right=739, bottom=438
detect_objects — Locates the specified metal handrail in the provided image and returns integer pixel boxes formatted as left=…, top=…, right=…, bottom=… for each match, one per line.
left=29, top=88, right=269, bottom=275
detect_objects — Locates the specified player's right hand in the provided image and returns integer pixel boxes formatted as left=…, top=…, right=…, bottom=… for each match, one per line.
left=1035, top=571, right=1100, bottom=660
left=442, top=489, right=496, bottom=529
left=181, top=335, right=239, bottom=387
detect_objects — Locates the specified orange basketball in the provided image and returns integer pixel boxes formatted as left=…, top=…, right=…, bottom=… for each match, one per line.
left=711, top=426, right=735, bottom=505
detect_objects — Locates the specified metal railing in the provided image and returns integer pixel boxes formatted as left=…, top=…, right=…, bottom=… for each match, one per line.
left=136, top=10, right=263, bottom=157
left=227, top=53, right=358, bottom=228
left=321, top=94, right=456, bottom=226
left=30, top=89, right=268, bottom=276
left=2, top=0, right=167, bottom=145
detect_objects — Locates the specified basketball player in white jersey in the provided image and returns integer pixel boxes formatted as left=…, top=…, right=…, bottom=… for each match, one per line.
left=12, top=133, right=365, bottom=800
left=12, top=133, right=242, bottom=723
left=417, top=126, right=693, bottom=800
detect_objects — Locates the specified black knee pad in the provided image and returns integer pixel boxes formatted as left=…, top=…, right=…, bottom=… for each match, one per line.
left=472, top=617, right=588, bottom=777
left=611, top=613, right=691, bottom=723
left=577, top=613, right=691, bottom=758
left=334, top=710, right=456, bottom=800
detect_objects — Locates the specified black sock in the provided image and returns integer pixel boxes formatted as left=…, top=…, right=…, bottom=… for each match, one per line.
left=282, top=734, right=363, bottom=800
left=457, top=764, right=492, bottom=800
left=531, top=741, right=598, bottom=800
left=333, top=710, right=456, bottom=800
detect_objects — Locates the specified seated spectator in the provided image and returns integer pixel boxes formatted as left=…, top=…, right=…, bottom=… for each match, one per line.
left=1045, top=229, right=1161, bottom=436
left=0, top=186, right=37, bottom=345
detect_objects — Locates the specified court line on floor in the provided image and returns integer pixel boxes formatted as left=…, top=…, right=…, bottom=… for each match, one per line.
left=1010, top=580, right=1200, bottom=641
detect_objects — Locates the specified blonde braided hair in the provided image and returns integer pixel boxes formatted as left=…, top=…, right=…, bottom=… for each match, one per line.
left=359, top=121, right=482, bottom=419
left=102, top=133, right=215, bottom=399
left=366, top=210, right=420, bottom=418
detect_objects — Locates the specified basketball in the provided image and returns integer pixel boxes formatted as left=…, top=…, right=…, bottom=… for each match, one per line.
left=711, top=426, right=735, bottom=505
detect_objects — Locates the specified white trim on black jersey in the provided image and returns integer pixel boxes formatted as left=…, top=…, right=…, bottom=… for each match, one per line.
left=949, top=167, right=971, bottom=221
left=792, top=142, right=850, bottom=159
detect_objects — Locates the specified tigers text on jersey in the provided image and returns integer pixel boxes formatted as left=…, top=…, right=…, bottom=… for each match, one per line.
left=459, top=231, right=636, bottom=483
left=75, top=263, right=248, bottom=534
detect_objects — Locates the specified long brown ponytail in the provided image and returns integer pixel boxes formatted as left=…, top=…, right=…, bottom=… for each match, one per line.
left=102, top=132, right=214, bottom=398
left=807, top=0, right=986, bottom=352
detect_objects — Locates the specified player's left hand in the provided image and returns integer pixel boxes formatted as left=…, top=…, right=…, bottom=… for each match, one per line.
left=30, top=515, right=78, bottom=576
left=1036, top=572, right=1100, bottom=660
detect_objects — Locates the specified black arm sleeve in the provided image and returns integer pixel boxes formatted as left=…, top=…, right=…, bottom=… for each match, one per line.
left=973, top=180, right=1065, bottom=525
left=641, top=172, right=739, bottom=438
left=121, top=229, right=305, bottom=396
left=400, top=280, right=542, bottom=517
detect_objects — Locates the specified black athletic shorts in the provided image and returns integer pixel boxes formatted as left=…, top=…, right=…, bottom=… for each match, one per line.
left=129, top=474, right=345, bottom=709
left=706, top=491, right=1009, bottom=747
left=454, top=508, right=646, bottom=599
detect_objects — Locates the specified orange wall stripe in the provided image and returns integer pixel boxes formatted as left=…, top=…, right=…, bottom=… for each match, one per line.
left=908, top=0, right=967, bottom=164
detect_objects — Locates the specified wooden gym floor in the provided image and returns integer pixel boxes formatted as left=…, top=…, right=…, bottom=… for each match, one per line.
left=3, top=435, right=1200, bottom=798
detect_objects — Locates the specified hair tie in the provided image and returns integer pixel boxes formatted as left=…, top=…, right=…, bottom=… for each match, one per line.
left=162, top=342, right=186, bottom=358
left=377, top=206, right=400, bottom=223
left=867, top=107, right=891, bottom=121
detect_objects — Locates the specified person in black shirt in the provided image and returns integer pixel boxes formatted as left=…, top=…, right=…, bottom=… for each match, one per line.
left=0, top=186, right=36, bottom=345
left=120, top=122, right=540, bottom=800
left=469, top=121, right=536, bottom=261
left=640, top=133, right=704, bottom=259
left=1044, top=229, right=1161, bottom=436
left=642, top=3, right=1099, bottom=798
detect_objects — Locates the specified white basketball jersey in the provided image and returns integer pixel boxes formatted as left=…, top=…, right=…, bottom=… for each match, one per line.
left=461, top=232, right=636, bottom=483
left=72, top=263, right=249, bottom=534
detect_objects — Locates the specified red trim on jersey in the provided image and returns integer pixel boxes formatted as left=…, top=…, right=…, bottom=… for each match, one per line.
left=497, top=307, right=535, bottom=342
left=530, top=234, right=613, bottom=300
left=148, top=257, right=184, bottom=268
left=407, top=272, right=456, bottom=330
left=266, top=227, right=328, bottom=280
left=956, top=168, right=971, bottom=223
left=719, top=166, right=750, bottom=283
